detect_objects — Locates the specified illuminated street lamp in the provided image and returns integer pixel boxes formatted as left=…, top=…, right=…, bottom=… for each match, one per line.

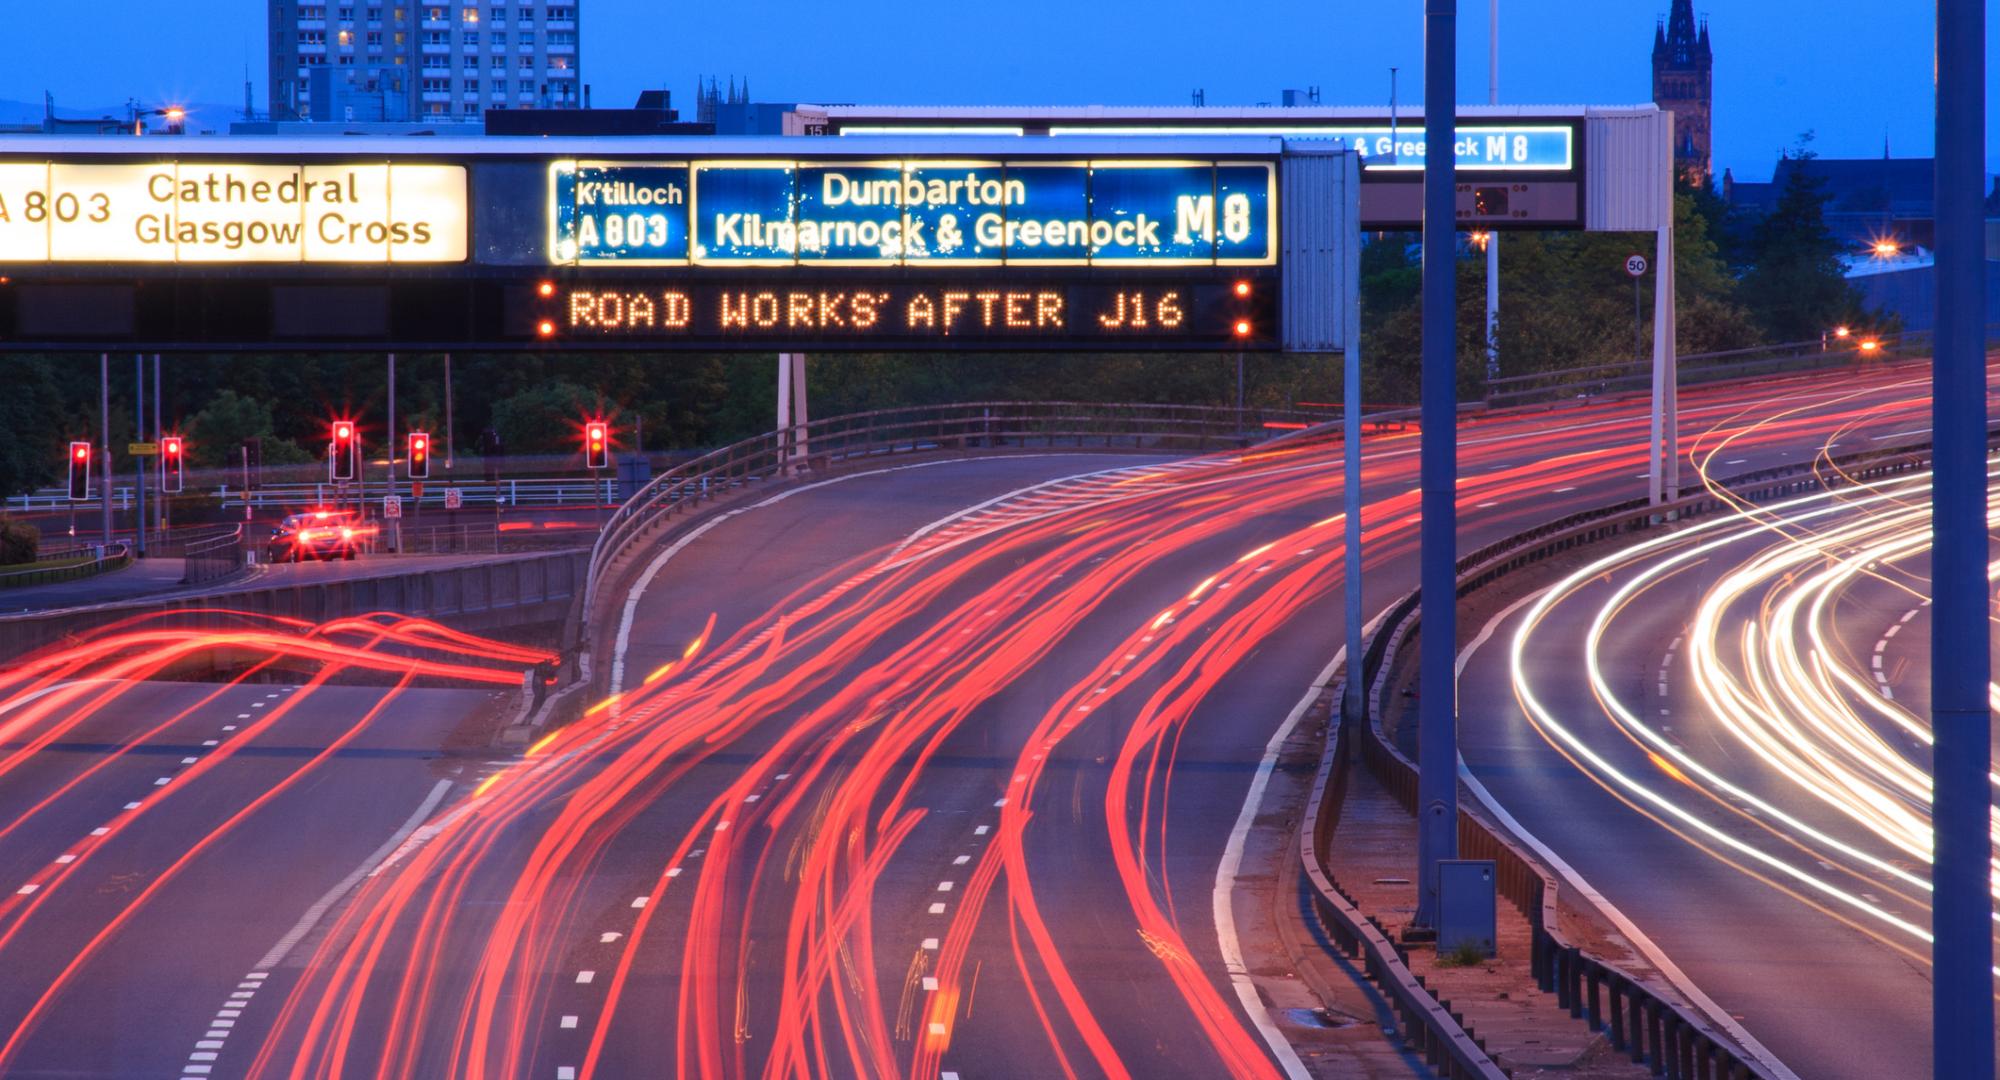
left=1871, top=239, right=1901, bottom=259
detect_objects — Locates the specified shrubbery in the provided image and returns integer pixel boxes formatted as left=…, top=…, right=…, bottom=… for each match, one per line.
left=0, top=515, right=40, bottom=566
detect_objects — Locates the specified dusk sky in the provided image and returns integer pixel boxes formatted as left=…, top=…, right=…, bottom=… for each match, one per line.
left=5, top=1, right=1997, bottom=181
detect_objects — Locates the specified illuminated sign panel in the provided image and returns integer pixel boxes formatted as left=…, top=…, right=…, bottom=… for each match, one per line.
left=1032, top=124, right=1574, bottom=172
left=548, top=159, right=1278, bottom=267
left=538, top=275, right=1274, bottom=349
left=0, top=163, right=467, bottom=263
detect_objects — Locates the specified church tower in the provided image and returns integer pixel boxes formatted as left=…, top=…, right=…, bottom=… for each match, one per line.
left=1652, top=0, right=1713, bottom=186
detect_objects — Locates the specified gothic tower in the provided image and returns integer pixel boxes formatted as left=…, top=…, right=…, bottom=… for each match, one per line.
left=1652, top=0, right=1713, bottom=186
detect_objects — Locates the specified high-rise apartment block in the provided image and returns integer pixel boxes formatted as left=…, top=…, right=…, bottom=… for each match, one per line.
left=268, top=2, right=579, bottom=122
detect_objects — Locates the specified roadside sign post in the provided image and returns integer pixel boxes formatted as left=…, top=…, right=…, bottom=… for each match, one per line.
left=1626, top=254, right=1648, bottom=365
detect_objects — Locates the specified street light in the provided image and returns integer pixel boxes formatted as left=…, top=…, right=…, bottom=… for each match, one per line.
left=1872, top=239, right=1901, bottom=259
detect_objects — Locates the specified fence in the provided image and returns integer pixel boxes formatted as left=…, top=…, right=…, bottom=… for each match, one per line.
left=180, top=526, right=244, bottom=586
left=1305, top=434, right=1957, bottom=1080
left=1478, top=324, right=2000, bottom=411
left=0, top=542, right=132, bottom=590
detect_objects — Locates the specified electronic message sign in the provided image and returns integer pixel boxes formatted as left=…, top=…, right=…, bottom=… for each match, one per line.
left=0, top=144, right=1305, bottom=351
left=548, top=159, right=1276, bottom=267
left=0, top=163, right=467, bottom=263
left=537, top=275, right=1274, bottom=350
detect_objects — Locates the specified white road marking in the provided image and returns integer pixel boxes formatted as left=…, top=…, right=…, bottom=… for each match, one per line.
left=560, top=1015, right=579, bottom=1029
left=928, top=903, right=946, bottom=915
left=575, top=970, right=595, bottom=984
left=632, top=895, right=650, bottom=907
left=1457, top=589, right=1801, bottom=1080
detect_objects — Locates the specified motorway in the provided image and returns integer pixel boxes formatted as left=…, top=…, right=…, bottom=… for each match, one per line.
left=1460, top=425, right=1987, bottom=1079
left=0, top=355, right=1975, bottom=1078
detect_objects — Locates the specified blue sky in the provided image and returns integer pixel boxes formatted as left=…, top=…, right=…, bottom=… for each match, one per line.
left=4, top=1, right=1996, bottom=182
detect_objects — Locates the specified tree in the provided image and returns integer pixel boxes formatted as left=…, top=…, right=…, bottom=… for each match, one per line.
left=1734, top=137, right=1868, bottom=341
left=490, top=380, right=622, bottom=456
left=185, top=389, right=311, bottom=467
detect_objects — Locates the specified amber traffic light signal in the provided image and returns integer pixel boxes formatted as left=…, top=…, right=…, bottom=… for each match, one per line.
left=407, top=431, right=430, bottom=479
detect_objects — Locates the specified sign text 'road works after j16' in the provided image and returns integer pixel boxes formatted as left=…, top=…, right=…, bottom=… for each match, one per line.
left=548, top=159, right=1276, bottom=267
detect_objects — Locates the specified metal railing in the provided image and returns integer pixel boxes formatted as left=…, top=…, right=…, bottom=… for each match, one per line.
left=577, top=401, right=1320, bottom=644
left=1298, top=699, right=1509, bottom=1078
left=180, top=526, right=245, bottom=586
left=214, top=476, right=623, bottom=510
left=1480, top=324, right=2000, bottom=411
left=0, top=541, right=132, bottom=589
left=1309, top=437, right=1958, bottom=1080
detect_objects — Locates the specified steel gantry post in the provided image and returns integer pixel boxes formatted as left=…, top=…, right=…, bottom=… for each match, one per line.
left=1414, top=0, right=1460, bottom=932
left=1930, top=0, right=1992, bottom=1075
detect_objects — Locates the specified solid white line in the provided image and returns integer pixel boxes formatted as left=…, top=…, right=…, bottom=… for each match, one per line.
left=253, top=777, right=454, bottom=971
left=1456, top=589, right=1801, bottom=1080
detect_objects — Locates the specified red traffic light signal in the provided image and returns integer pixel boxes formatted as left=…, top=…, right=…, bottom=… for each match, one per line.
left=585, top=421, right=609, bottom=470
left=160, top=436, right=184, bottom=493
left=67, top=442, right=91, bottom=501
left=407, top=431, right=431, bottom=479
left=330, top=421, right=358, bottom=482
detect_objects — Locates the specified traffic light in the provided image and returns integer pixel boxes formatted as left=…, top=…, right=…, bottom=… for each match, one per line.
left=67, top=442, right=91, bottom=501
left=160, top=436, right=184, bottom=493
left=407, top=431, right=430, bottom=479
left=331, top=420, right=357, bottom=482
left=585, top=421, right=609, bottom=470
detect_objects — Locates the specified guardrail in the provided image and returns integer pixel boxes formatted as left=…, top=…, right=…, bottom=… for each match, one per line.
left=1309, top=436, right=1957, bottom=1080
left=0, top=541, right=132, bottom=589
left=576, top=401, right=1322, bottom=654
left=1479, top=324, right=2000, bottom=411
left=387, top=520, right=601, bottom=556
left=214, top=477, right=623, bottom=510
left=1298, top=692, right=1510, bottom=1078
left=180, top=526, right=244, bottom=586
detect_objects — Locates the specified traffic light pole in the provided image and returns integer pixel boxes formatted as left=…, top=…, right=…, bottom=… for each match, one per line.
left=387, top=352, right=399, bottom=552
left=152, top=354, right=163, bottom=537
left=98, top=353, right=110, bottom=546
left=1413, top=0, right=1459, bottom=934
left=132, top=354, right=146, bottom=558
left=1931, top=0, right=1992, bottom=1075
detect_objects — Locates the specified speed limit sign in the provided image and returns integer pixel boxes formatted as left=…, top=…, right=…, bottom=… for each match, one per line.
left=1625, top=254, right=1649, bottom=277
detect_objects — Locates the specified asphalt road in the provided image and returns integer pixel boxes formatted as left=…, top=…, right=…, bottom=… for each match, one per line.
left=1456, top=441, right=1987, bottom=1078
left=0, top=355, right=1978, bottom=1079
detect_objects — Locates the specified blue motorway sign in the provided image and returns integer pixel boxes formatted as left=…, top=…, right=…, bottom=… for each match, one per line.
left=548, top=159, right=1277, bottom=267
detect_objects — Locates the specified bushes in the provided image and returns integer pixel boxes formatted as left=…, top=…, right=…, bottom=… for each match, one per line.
left=0, top=515, right=40, bottom=566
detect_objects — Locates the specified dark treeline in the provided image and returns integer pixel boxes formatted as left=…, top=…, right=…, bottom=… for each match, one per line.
left=0, top=152, right=1867, bottom=499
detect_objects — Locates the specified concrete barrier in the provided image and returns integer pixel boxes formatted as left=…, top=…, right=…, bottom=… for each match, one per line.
left=0, top=548, right=587, bottom=662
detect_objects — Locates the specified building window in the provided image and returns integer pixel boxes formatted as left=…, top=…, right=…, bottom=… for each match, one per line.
left=461, top=5, right=477, bottom=20
left=424, top=29, right=448, bottom=43
left=462, top=30, right=478, bottom=43
left=367, top=6, right=382, bottom=19
left=517, top=55, right=533, bottom=69
left=422, top=77, right=449, bottom=92
left=547, top=5, right=571, bottom=18
left=422, top=54, right=447, bottom=68
left=393, top=30, right=406, bottom=43
left=427, top=6, right=444, bottom=18
left=337, top=6, right=354, bottom=19
left=336, top=28, right=353, bottom=44
left=367, top=29, right=382, bottom=44
left=517, top=31, right=533, bottom=46
left=299, top=29, right=327, bottom=44
left=338, top=53, right=356, bottom=64
left=547, top=29, right=573, bottom=44
left=463, top=102, right=480, bottom=115
left=491, top=31, right=506, bottom=45
left=550, top=55, right=568, bottom=70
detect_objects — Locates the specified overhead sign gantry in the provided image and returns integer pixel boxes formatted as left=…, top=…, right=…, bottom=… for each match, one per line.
left=0, top=136, right=1348, bottom=353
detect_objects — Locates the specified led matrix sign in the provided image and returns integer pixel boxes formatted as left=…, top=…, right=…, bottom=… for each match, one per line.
left=0, top=163, right=467, bottom=263
left=540, top=276, right=1274, bottom=350
left=548, top=159, right=1276, bottom=267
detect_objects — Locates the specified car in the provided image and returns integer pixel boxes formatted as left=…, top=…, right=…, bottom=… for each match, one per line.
left=266, top=509, right=365, bottom=562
